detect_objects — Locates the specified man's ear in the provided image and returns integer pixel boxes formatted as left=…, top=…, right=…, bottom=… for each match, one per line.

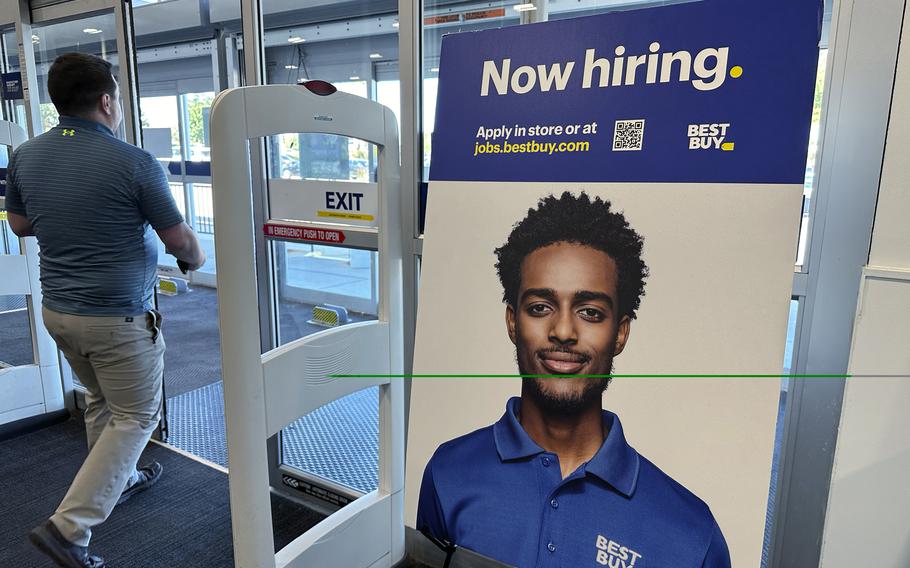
left=506, top=304, right=517, bottom=346
left=100, top=93, right=113, bottom=116
left=614, top=315, right=631, bottom=356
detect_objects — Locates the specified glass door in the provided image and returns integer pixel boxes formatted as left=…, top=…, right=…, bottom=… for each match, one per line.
left=0, top=28, right=28, bottom=127
left=140, top=90, right=218, bottom=286
left=0, top=141, right=34, bottom=376
left=31, top=11, right=120, bottom=134
left=0, top=122, right=65, bottom=426
left=258, top=20, right=398, bottom=500
left=266, top=128, right=382, bottom=501
left=28, top=9, right=121, bottom=396
left=130, top=0, right=243, bottom=455
left=0, top=23, right=46, bottom=418
left=22, top=0, right=146, bottom=420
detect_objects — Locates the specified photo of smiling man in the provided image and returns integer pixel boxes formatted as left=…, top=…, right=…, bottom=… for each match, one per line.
left=416, top=192, right=731, bottom=568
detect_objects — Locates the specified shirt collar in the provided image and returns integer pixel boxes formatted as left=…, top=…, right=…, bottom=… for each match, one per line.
left=58, top=116, right=115, bottom=137
left=493, top=396, right=640, bottom=497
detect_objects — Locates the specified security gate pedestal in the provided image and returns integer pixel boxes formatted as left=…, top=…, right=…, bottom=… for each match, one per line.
left=210, top=85, right=404, bottom=568
left=0, top=120, right=65, bottom=426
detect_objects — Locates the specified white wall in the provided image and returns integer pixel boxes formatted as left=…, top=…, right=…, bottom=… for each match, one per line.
left=820, top=1, right=910, bottom=565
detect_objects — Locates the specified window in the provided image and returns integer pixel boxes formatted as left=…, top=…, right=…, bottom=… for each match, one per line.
left=31, top=13, right=119, bottom=135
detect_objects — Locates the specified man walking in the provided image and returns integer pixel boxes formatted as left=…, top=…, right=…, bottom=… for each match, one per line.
left=5, top=52, right=206, bottom=568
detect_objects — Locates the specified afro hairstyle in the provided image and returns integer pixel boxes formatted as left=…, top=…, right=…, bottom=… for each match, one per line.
left=494, top=191, right=648, bottom=320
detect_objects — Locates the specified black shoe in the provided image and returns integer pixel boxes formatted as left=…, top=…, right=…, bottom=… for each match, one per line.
left=29, top=520, right=105, bottom=568
left=117, top=461, right=163, bottom=505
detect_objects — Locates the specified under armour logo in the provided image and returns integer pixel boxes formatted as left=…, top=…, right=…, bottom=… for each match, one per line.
left=61, top=129, right=75, bottom=136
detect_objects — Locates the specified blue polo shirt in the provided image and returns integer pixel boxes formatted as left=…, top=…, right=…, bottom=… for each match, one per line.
left=4, top=116, right=183, bottom=316
left=417, top=397, right=730, bottom=568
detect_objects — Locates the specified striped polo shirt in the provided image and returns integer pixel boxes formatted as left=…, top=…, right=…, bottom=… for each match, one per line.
left=4, top=116, right=184, bottom=316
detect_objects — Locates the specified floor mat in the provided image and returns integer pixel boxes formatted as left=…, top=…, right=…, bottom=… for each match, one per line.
left=158, top=285, right=379, bottom=494
left=156, top=288, right=222, bottom=398
left=166, top=381, right=379, bottom=494
left=0, top=307, right=33, bottom=367
left=0, top=419, right=324, bottom=567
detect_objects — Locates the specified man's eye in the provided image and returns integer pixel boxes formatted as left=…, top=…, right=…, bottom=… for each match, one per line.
left=527, top=303, right=552, bottom=316
left=578, top=308, right=605, bottom=321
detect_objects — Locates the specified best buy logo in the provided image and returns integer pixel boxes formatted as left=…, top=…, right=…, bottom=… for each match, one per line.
left=688, top=123, right=734, bottom=151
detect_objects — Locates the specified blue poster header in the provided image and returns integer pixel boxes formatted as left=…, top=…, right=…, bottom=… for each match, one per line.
left=429, top=0, right=821, bottom=184
left=1, top=72, right=24, bottom=101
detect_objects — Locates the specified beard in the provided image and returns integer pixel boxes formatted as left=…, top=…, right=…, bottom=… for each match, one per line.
left=519, top=359, right=613, bottom=417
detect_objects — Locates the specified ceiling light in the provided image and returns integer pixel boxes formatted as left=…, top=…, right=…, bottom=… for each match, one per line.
left=288, top=36, right=305, bottom=44
left=430, top=67, right=439, bottom=73
left=369, top=53, right=382, bottom=59
left=285, top=64, right=298, bottom=69
left=83, top=28, right=103, bottom=34
left=513, top=3, right=537, bottom=12
left=392, top=21, right=400, bottom=28
left=349, top=76, right=360, bottom=80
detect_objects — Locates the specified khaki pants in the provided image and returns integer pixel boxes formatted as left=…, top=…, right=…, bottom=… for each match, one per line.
left=42, top=306, right=165, bottom=547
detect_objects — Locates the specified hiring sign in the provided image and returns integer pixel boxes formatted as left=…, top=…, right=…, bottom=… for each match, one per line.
left=407, top=1, right=820, bottom=566
left=1, top=73, right=23, bottom=101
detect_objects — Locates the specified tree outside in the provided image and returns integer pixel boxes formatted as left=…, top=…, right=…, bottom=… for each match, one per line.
left=184, top=92, right=214, bottom=160
left=40, top=104, right=59, bottom=134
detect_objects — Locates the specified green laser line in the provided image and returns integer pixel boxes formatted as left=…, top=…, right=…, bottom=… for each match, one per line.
left=329, top=374, right=854, bottom=378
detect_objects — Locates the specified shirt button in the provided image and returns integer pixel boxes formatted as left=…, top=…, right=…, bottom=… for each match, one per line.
left=541, top=457, right=551, bottom=467
left=550, top=498, right=559, bottom=509
left=547, top=542, right=557, bottom=553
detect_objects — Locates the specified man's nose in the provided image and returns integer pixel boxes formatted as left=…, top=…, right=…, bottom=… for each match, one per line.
left=548, top=309, right=577, bottom=344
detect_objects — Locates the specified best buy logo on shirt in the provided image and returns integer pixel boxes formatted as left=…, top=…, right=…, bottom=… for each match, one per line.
left=595, top=535, right=642, bottom=567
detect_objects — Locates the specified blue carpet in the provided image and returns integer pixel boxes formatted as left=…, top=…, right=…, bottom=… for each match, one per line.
left=0, top=298, right=33, bottom=368
left=0, top=419, right=323, bottom=567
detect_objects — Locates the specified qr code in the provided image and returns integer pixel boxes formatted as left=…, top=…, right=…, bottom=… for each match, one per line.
left=613, top=119, right=645, bottom=151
